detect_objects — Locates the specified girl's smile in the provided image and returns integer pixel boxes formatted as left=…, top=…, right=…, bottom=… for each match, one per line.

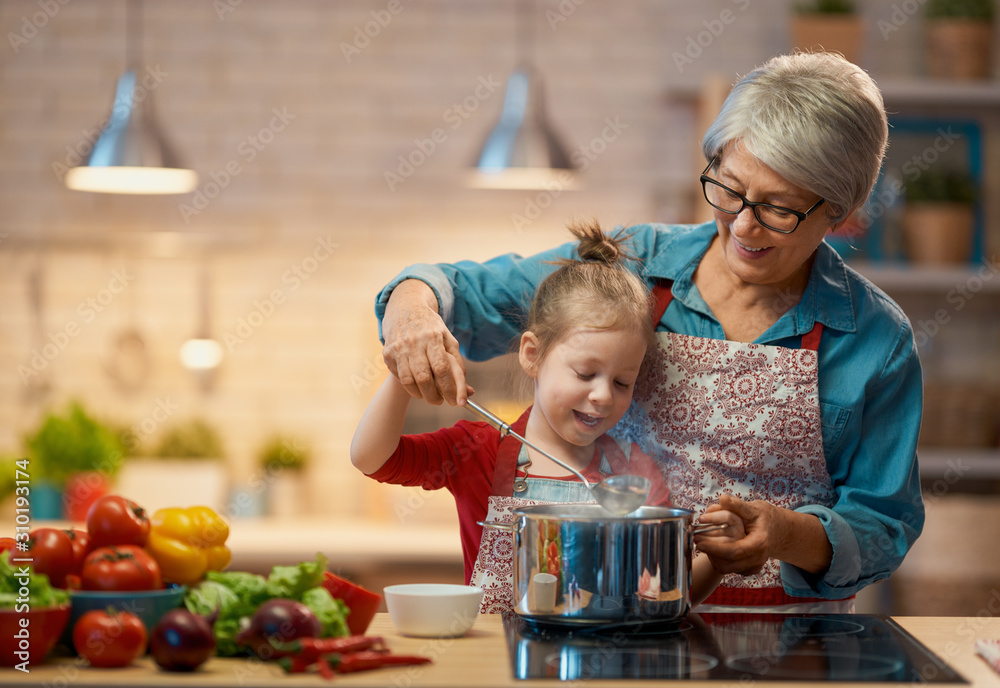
left=520, top=326, right=647, bottom=471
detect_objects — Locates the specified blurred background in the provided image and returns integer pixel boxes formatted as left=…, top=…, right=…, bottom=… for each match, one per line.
left=1, top=0, right=998, bottom=615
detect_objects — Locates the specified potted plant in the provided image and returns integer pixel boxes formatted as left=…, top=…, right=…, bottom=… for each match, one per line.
left=24, top=401, right=123, bottom=520
left=257, top=435, right=311, bottom=518
left=115, top=418, right=229, bottom=514
left=902, top=168, right=978, bottom=264
left=790, top=0, right=865, bottom=65
left=925, top=0, right=995, bottom=80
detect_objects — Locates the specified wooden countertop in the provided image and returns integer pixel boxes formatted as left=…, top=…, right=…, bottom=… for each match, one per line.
left=5, top=614, right=1000, bottom=687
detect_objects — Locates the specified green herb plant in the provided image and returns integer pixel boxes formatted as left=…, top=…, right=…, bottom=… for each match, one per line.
left=151, top=418, right=225, bottom=459
left=25, top=401, right=124, bottom=488
left=793, top=0, right=856, bottom=14
left=257, top=435, right=311, bottom=473
left=925, top=0, right=995, bottom=20
left=904, top=169, right=978, bottom=205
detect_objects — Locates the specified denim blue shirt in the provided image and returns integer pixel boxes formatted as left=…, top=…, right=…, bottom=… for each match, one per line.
left=376, top=222, right=925, bottom=600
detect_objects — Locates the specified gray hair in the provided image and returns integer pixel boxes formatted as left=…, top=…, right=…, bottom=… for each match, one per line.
left=702, top=52, right=888, bottom=224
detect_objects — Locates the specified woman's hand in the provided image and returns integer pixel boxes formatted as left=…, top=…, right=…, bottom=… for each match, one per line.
left=694, top=508, right=746, bottom=545
left=381, top=280, right=472, bottom=406
left=696, top=494, right=833, bottom=576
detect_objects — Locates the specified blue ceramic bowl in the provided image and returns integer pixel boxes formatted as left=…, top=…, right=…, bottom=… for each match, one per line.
left=68, top=585, right=187, bottom=635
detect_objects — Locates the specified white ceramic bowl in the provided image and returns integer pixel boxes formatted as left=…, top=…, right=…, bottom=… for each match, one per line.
left=383, top=583, right=483, bottom=638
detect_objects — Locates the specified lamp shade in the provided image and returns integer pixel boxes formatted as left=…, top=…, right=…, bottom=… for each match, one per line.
left=65, top=70, right=197, bottom=194
left=468, top=67, right=577, bottom=190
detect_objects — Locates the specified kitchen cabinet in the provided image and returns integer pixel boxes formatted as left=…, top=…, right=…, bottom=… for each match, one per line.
left=7, top=614, right=1000, bottom=687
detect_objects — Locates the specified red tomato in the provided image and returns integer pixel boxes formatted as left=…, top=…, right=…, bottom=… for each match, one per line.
left=0, top=537, right=16, bottom=555
left=24, top=528, right=75, bottom=588
left=73, top=608, right=148, bottom=668
left=86, top=495, right=150, bottom=548
left=63, top=529, right=92, bottom=575
left=81, top=545, right=163, bottom=591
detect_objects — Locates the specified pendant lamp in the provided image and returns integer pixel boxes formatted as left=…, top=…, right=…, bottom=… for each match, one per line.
left=467, top=0, right=576, bottom=190
left=64, top=0, right=197, bottom=195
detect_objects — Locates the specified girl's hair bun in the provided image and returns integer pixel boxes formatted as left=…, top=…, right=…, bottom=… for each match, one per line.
left=568, top=219, right=633, bottom=265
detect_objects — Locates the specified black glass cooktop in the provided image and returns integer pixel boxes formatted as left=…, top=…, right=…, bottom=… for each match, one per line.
left=504, top=613, right=968, bottom=682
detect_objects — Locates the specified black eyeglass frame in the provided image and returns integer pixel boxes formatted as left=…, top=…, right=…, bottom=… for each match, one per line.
left=699, top=157, right=826, bottom=234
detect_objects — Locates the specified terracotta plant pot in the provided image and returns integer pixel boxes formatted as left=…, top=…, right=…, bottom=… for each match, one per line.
left=925, top=20, right=994, bottom=80
left=902, top=202, right=975, bottom=265
left=63, top=471, right=111, bottom=522
left=790, top=15, right=865, bottom=65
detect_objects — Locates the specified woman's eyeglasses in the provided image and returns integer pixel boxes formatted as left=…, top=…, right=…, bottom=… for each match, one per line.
left=699, top=157, right=825, bottom=234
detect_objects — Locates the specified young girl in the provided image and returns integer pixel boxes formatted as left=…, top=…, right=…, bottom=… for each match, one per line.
left=352, top=221, right=743, bottom=613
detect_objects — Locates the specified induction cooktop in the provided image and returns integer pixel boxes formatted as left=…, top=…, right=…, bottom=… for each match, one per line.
left=504, top=613, right=968, bottom=682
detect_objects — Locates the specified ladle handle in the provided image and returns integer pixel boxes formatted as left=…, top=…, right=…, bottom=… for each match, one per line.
left=464, top=400, right=592, bottom=488
left=477, top=520, right=515, bottom=532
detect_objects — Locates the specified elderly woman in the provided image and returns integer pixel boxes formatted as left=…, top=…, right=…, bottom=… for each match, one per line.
left=375, top=52, right=924, bottom=613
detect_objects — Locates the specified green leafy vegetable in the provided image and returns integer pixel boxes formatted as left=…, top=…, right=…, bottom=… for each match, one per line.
left=0, top=550, right=69, bottom=609
left=184, top=553, right=349, bottom=657
left=301, top=586, right=350, bottom=638
left=265, top=553, right=327, bottom=599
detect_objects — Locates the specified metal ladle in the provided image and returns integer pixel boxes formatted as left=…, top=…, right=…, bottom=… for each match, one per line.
left=465, top=400, right=651, bottom=516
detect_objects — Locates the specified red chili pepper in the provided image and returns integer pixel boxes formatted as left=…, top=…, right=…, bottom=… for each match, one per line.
left=317, top=656, right=335, bottom=680
left=330, top=651, right=432, bottom=674
left=277, top=655, right=314, bottom=674
left=270, top=635, right=385, bottom=662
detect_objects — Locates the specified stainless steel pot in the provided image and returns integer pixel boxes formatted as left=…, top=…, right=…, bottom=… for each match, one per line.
left=498, top=504, right=717, bottom=626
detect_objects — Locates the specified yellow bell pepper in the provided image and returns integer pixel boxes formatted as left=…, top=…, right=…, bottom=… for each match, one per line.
left=145, top=506, right=231, bottom=585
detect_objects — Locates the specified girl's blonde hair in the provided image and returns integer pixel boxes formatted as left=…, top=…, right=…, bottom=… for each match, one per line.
left=526, top=220, right=654, bottom=364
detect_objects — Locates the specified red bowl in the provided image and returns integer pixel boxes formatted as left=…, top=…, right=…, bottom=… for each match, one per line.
left=322, top=571, right=383, bottom=635
left=0, top=604, right=71, bottom=667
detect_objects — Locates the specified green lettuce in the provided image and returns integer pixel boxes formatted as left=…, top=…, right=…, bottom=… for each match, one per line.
left=0, top=550, right=69, bottom=609
left=300, top=586, right=350, bottom=638
left=184, top=552, right=349, bottom=657
left=265, top=552, right=327, bottom=599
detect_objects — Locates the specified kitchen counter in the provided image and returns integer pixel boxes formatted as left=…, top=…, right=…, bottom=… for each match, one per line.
left=4, top=614, right=1000, bottom=687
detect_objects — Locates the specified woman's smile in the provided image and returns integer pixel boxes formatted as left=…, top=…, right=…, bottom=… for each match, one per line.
left=732, top=237, right=773, bottom=258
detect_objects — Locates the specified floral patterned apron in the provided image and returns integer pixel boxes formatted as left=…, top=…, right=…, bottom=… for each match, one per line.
left=470, top=409, right=670, bottom=614
left=615, top=279, right=851, bottom=613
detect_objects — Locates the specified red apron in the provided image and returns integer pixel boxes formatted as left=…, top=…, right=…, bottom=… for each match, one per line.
left=616, top=280, right=849, bottom=611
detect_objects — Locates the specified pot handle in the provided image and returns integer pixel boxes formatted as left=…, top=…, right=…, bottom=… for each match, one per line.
left=692, top=523, right=727, bottom=536
left=477, top=520, right=515, bottom=532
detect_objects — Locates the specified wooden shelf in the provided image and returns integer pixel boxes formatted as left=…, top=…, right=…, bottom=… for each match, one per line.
left=879, top=79, right=1000, bottom=108
left=665, top=77, right=1000, bottom=108
left=848, top=261, right=1000, bottom=293
left=918, top=448, right=1000, bottom=480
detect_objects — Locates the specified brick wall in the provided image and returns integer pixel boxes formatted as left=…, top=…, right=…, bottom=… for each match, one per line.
left=0, top=0, right=995, bottom=522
